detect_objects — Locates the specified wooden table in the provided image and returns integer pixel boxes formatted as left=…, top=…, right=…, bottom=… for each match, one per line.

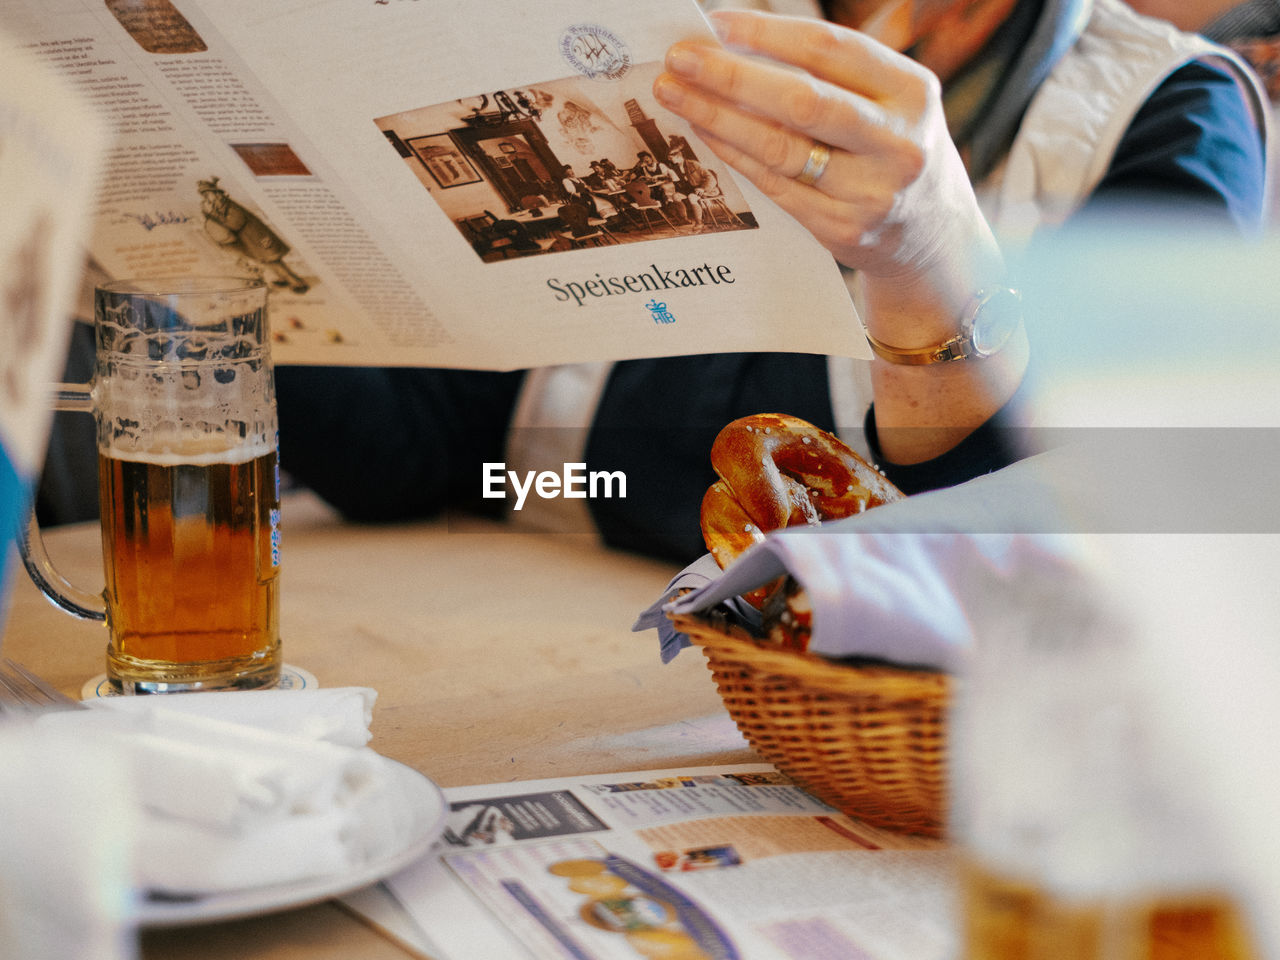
left=1, top=491, right=758, bottom=959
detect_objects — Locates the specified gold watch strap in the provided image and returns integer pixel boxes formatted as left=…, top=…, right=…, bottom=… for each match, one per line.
left=864, top=286, right=1022, bottom=365
left=865, top=331, right=968, bottom=365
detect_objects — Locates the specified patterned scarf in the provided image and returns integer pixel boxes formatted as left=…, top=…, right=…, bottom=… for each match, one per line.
left=935, top=0, right=1091, bottom=180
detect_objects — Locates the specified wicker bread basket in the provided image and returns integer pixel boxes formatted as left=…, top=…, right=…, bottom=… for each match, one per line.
left=669, top=609, right=950, bottom=838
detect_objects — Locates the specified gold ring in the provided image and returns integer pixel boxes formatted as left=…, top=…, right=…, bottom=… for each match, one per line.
left=796, top=141, right=832, bottom=188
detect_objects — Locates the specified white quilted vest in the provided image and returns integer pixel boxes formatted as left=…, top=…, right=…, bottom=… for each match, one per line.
left=978, top=0, right=1273, bottom=241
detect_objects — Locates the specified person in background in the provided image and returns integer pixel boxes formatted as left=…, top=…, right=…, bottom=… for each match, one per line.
left=560, top=165, right=591, bottom=204
left=266, top=0, right=1269, bottom=564
left=628, top=150, right=672, bottom=184
left=665, top=138, right=693, bottom=185
left=627, top=149, right=699, bottom=225
left=560, top=164, right=615, bottom=220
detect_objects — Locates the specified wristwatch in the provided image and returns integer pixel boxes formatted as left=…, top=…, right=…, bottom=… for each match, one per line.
left=865, top=286, right=1023, bottom=364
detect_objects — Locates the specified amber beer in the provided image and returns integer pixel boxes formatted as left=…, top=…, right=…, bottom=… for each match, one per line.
left=962, top=859, right=1259, bottom=960
left=98, top=445, right=281, bottom=692
left=15, top=277, right=284, bottom=693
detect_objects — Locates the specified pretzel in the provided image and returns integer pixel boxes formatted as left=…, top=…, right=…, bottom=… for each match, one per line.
left=699, top=413, right=904, bottom=621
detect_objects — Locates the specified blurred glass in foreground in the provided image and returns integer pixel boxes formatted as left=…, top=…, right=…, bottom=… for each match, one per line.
left=952, top=537, right=1264, bottom=960
left=953, top=217, right=1280, bottom=959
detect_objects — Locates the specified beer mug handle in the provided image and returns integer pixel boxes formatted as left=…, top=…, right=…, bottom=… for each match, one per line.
left=17, top=382, right=107, bottom=622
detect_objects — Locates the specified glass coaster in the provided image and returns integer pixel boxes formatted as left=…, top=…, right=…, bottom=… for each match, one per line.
left=81, top=663, right=318, bottom=699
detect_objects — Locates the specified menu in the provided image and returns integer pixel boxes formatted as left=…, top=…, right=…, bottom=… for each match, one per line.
left=1, top=0, right=867, bottom=371
left=342, top=764, right=953, bottom=960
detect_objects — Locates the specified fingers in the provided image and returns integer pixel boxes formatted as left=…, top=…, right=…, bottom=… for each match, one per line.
left=689, top=124, right=896, bottom=250
left=655, top=61, right=921, bottom=209
left=657, top=40, right=891, bottom=165
left=653, top=9, right=962, bottom=280
left=709, top=10, right=928, bottom=108
left=653, top=76, right=806, bottom=191
left=654, top=66, right=876, bottom=194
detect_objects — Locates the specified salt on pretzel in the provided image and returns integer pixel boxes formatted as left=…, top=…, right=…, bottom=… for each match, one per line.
left=699, top=413, right=904, bottom=611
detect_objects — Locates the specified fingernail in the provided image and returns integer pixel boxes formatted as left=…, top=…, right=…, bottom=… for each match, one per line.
left=665, top=44, right=702, bottom=77
left=653, top=74, right=684, bottom=108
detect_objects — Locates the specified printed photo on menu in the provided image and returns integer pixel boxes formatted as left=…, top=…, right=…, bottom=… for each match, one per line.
left=376, top=59, right=758, bottom=265
left=442, top=790, right=608, bottom=848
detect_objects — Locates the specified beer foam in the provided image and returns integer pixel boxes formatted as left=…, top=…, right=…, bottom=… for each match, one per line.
left=100, top=437, right=274, bottom=466
left=95, top=354, right=276, bottom=462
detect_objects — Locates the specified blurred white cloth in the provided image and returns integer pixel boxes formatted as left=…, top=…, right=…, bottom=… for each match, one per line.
left=1107, top=535, right=1280, bottom=960
left=0, top=24, right=121, bottom=956
left=32, top=687, right=405, bottom=895
left=0, top=726, right=137, bottom=960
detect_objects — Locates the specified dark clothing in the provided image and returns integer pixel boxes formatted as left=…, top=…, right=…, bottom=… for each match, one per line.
left=274, top=366, right=524, bottom=524
left=1084, top=61, right=1268, bottom=232
left=270, top=60, right=1266, bottom=564
left=583, top=353, right=837, bottom=560
left=275, top=355, right=834, bottom=561
left=34, top=321, right=99, bottom=526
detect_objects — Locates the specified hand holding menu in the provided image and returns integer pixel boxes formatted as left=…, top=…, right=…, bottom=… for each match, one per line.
left=3, top=0, right=868, bottom=370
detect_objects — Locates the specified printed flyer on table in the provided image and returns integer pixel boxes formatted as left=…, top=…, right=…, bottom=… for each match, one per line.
left=350, top=764, right=954, bottom=960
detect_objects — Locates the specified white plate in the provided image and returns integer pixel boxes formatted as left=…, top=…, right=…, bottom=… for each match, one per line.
left=133, top=759, right=447, bottom=928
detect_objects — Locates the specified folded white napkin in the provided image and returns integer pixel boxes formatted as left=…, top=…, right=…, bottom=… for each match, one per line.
left=34, top=687, right=406, bottom=895
left=84, top=686, right=376, bottom=748
left=632, top=553, right=763, bottom=662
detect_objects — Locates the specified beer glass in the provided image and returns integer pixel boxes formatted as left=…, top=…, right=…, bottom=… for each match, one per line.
left=20, top=277, right=281, bottom=693
left=951, top=555, right=1259, bottom=960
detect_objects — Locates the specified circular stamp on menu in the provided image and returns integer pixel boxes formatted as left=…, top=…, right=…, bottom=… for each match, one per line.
left=560, top=24, right=631, bottom=81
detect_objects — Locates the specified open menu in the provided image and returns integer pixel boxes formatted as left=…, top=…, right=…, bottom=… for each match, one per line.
left=342, top=764, right=954, bottom=960
left=2, top=0, right=867, bottom=371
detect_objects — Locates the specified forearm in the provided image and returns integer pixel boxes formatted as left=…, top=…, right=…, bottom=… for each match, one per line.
left=854, top=218, right=1028, bottom=465
left=861, top=278, right=1030, bottom=465
left=865, top=373, right=1035, bottom=494
left=867, top=330, right=1029, bottom=464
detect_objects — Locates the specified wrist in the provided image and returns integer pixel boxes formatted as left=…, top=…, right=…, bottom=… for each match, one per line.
left=866, top=286, right=1024, bottom=364
left=854, top=219, right=1006, bottom=351
left=855, top=270, right=964, bottom=351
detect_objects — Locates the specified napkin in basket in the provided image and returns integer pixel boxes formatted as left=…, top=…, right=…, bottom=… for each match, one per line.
left=632, top=553, right=762, bottom=662
left=634, top=447, right=1094, bottom=671
left=34, top=687, right=408, bottom=895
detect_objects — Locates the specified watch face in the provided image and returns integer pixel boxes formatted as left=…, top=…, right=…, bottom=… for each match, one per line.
left=971, top=287, right=1022, bottom=357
